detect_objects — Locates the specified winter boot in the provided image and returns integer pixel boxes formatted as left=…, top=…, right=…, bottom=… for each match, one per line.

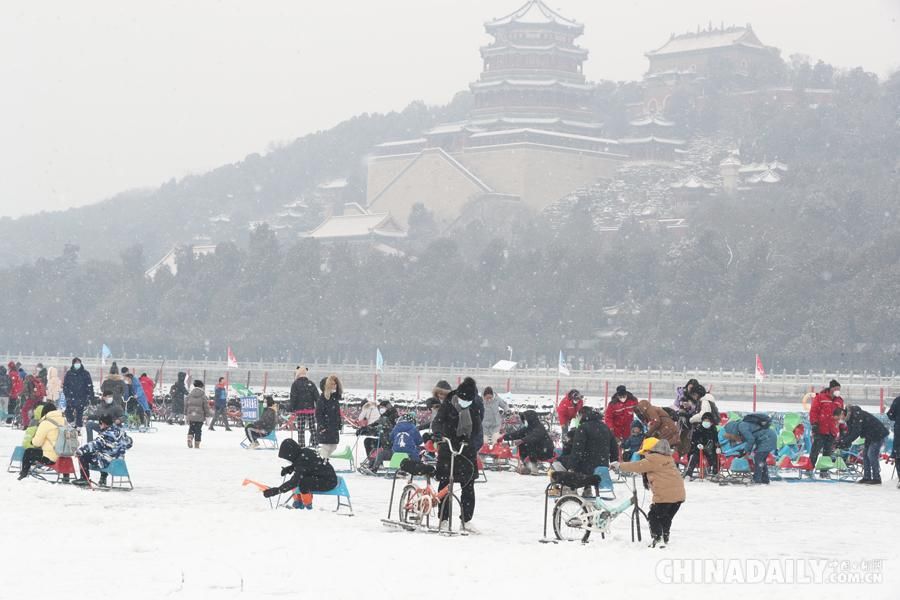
left=300, top=492, right=313, bottom=509
left=187, top=436, right=193, bottom=448
left=649, top=536, right=662, bottom=548
left=99, top=472, right=108, bottom=487
left=663, top=532, right=670, bottom=545
left=856, top=478, right=872, bottom=484
left=867, top=478, right=882, bottom=485
left=194, top=440, right=201, bottom=449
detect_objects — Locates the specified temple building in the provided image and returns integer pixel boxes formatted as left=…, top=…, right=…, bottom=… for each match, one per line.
left=363, top=0, right=625, bottom=227
left=642, top=24, right=782, bottom=114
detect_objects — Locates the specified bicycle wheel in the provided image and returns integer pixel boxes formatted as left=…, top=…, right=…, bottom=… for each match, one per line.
left=553, top=495, right=591, bottom=542
left=397, top=485, right=416, bottom=524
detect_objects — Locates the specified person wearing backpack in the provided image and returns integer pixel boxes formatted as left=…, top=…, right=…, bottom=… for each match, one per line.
left=18, top=401, right=65, bottom=479
left=723, top=413, right=776, bottom=484
left=73, top=414, right=133, bottom=487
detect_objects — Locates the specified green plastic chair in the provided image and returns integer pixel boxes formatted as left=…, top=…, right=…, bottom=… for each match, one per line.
left=814, top=456, right=836, bottom=470
left=778, top=430, right=796, bottom=448
left=329, top=445, right=355, bottom=471
left=833, top=456, right=848, bottom=471
left=727, top=411, right=743, bottom=423
left=782, top=413, right=802, bottom=433
left=388, top=452, right=410, bottom=470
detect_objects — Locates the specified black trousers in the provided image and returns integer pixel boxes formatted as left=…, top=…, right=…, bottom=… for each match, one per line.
left=809, top=433, right=834, bottom=472
left=20, top=447, right=52, bottom=477
left=648, top=501, right=682, bottom=539
left=245, top=426, right=270, bottom=443
left=685, top=446, right=718, bottom=477
left=437, top=449, right=477, bottom=523
left=188, top=421, right=203, bottom=441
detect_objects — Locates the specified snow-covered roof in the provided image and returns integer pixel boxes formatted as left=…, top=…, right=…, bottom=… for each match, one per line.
left=629, top=115, right=675, bottom=128
left=745, top=169, right=782, bottom=184
left=619, top=136, right=686, bottom=146
left=145, top=244, right=217, bottom=279
left=469, top=116, right=603, bottom=130
left=471, top=78, right=593, bottom=91
left=647, top=25, right=771, bottom=57
left=738, top=160, right=788, bottom=174
left=305, top=212, right=405, bottom=240
left=208, top=214, right=231, bottom=223
left=317, top=178, right=348, bottom=190
left=671, top=175, right=714, bottom=190
left=469, top=128, right=618, bottom=145
left=283, top=199, right=309, bottom=209
left=481, top=43, right=587, bottom=57
left=375, top=138, right=427, bottom=148
left=486, top=1, right=583, bottom=32
left=370, top=147, right=494, bottom=206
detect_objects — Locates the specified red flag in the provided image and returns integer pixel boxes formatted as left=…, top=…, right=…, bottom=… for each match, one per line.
left=755, top=354, right=766, bottom=382
left=227, top=347, right=238, bottom=369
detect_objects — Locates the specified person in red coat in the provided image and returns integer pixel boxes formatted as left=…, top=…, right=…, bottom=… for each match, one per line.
left=808, top=379, right=844, bottom=476
left=139, top=373, right=156, bottom=408
left=605, top=385, right=639, bottom=442
left=557, top=389, right=584, bottom=435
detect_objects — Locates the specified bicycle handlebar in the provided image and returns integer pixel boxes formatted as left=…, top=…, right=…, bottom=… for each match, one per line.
left=439, top=438, right=467, bottom=455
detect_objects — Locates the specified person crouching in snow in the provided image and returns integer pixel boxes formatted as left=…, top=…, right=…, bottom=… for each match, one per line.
left=73, top=414, right=133, bottom=486
left=723, top=413, right=777, bottom=484
left=246, top=397, right=278, bottom=448
left=262, top=439, right=337, bottom=509
left=504, top=410, right=555, bottom=474
left=613, top=437, right=685, bottom=548
left=185, top=380, right=212, bottom=448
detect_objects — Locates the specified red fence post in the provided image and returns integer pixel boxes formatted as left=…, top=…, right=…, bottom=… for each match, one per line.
left=648, top=382, right=652, bottom=403
left=262, top=371, right=268, bottom=395
left=880, top=387, right=885, bottom=414
left=416, top=375, right=421, bottom=401
left=506, top=377, right=511, bottom=393
left=604, top=380, right=609, bottom=409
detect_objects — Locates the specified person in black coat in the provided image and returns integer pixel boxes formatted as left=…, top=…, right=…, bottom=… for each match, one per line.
left=262, top=439, right=338, bottom=508
left=169, top=371, right=188, bottom=415
left=316, top=375, right=343, bottom=459
left=505, top=409, right=555, bottom=474
left=289, top=366, right=320, bottom=447
left=683, top=411, right=719, bottom=479
left=555, top=406, right=615, bottom=475
left=359, top=400, right=400, bottom=473
left=430, top=376, right=483, bottom=527
left=839, top=405, right=889, bottom=484
left=62, top=357, right=95, bottom=429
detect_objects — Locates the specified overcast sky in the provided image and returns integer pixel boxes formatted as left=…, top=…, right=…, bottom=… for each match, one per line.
left=1, top=0, right=898, bottom=218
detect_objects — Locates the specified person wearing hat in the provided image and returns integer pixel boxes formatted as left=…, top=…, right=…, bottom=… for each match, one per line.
left=605, top=385, right=639, bottom=444
left=431, top=377, right=484, bottom=530
left=185, top=380, right=212, bottom=449
left=481, top=386, right=509, bottom=445
left=289, top=366, right=320, bottom=448
left=62, top=357, right=95, bottom=433
left=262, top=439, right=338, bottom=510
left=73, top=413, right=133, bottom=486
left=633, top=399, right=680, bottom=448
left=385, top=412, right=423, bottom=469
left=613, top=437, right=686, bottom=548
left=556, top=389, right=583, bottom=436
left=86, top=389, right=125, bottom=442
left=809, top=379, right=844, bottom=476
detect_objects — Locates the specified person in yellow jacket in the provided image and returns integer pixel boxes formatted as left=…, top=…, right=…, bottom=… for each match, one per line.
left=613, top=437, right=686, bottom=548
left=18, top=401, right=66, bottom=480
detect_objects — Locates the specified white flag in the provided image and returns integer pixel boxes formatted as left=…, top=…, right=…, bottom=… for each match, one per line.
left=558, top=350, right=570, bottom=377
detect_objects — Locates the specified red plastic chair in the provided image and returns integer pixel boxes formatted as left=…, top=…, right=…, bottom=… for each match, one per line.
left=50, top=456, right=78, bottom=482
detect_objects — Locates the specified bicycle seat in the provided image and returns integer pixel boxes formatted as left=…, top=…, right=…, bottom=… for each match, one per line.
left=401, top=459, right=435, bottom=477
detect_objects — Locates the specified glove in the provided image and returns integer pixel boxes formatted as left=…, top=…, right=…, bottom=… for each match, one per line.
left=609, top=461, right=620, bottom=469
left=811, top=424, right=818, bottom=435
left=262, top=487, right=281, bottom=498
left=280, top=466, right=294, bottom=477
left=75, top=448, right=83, bottom=457
left=716, top=448, right=722, bottom=455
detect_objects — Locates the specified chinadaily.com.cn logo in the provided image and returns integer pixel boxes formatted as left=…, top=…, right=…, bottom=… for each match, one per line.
left=655, top=559, right=884, bottom=585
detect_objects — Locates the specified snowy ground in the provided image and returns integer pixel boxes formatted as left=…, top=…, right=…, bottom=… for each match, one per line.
left=1, top=423, right=897, bottom=599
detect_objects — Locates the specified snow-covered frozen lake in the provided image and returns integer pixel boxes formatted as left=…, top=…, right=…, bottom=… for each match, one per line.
left=1, top=423, right=896, bottom=598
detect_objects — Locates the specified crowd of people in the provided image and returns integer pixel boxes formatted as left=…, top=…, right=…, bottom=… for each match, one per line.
left=5, top=359, right=898, bottom=543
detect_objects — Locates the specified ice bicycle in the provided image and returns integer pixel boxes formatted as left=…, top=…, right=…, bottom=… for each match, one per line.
left=381, top=438, right=472, bottom=536
left=542, top=469, right=648, bottom=544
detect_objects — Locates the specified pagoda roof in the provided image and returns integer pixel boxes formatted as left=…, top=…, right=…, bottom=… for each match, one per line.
left=469, top=116, right=603, bottom=130
left=486, top=1, right=583, bottom=33
left=629, top=115, right=675, bottom=128
left=745, top=169, right=782, bottom=184
left=647, top=25, right=773, bottom=57
left=471, top=78, right=593, bottom=91
left=481, top=43, right=588, bottom=57
left=469, top=127, right=618, bottom=146
left=619, top=136, right=686, bottom=146
left=671, top=175, right=715, bottom=190
left=738, top=160, right=788, bottom=174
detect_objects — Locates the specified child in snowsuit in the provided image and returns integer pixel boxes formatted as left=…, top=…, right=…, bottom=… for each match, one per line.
left=185, top=380, right=212, bottom=448
left=262, top=439, right=337, bottom=509
left=74, top=415, right=133, bottom=486
left=615, top=437, right=686, bottom=548
left=621, top=425, right=645, bottom=461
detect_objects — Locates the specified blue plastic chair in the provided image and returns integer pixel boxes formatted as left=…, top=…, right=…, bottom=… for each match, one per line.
left=308, top=476, right=354, bottom=516
left=593, top=466, right=616, bottom=500
left=95, top=458, right=134, bottom=490
left=240, top=429, right=278, bottom=450
left=8, top=446, right=24, bottom=473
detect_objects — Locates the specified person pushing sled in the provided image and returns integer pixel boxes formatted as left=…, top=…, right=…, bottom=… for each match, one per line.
left=251, top=439, right=337, bottom=509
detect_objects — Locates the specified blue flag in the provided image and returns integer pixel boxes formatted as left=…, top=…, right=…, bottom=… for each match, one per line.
left=101, top=344, right=112, bottom=366
left=376, top=348, right=384, bottom=373
left=558, top=350, right=570, bottom=377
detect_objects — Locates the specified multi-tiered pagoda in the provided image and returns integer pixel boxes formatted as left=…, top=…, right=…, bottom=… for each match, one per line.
left=364, top=0, right=623, bottom=227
